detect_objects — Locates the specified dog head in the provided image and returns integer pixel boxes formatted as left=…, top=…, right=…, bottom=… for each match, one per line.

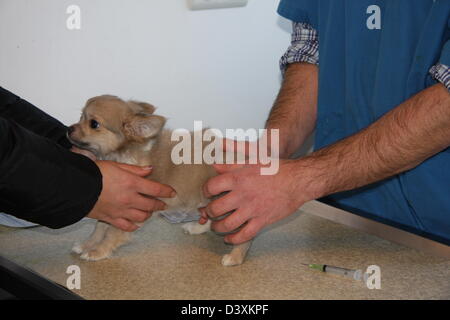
left=67, top=95, right=166, bottom=158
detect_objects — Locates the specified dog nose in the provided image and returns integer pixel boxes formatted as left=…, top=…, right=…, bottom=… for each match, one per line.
left=68, top=125, right=75, bottom=135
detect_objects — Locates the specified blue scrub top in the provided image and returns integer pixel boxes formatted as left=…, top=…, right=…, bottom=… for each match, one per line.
left=278, top=0, right=450, bottom=244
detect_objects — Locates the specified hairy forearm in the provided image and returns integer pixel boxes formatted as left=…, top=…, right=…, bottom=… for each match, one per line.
left=299, top=83, right=450, bottom=199
left=265, top=63, right=318, bottom=158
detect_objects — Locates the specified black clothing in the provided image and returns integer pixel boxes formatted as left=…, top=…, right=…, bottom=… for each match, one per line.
left=0, top=87, right=102, bottom=228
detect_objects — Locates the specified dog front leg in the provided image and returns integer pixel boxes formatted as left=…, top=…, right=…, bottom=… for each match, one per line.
left=79, top=225, right=132, bottom=261
left=72, top=221, right=109, bottom=255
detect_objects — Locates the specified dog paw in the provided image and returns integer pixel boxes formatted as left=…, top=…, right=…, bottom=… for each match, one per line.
left=71, top=242, right=84, bottom=254
left=182, top=222, right=209, bottom=235
left=79, top=248, right=111, bottom=261
left=221, top=254, right=244, bottom=267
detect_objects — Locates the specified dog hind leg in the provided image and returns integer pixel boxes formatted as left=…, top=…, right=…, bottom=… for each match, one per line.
left=222, top=240, right=252, bottom=267
left=182, top=219, right=211, bottom=235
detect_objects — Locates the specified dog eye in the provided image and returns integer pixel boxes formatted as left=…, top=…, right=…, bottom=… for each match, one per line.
left=90, top=120, right=100, bottom=129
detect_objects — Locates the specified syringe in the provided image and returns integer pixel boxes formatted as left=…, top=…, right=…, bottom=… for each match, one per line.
left=301, top=263, right=367, bottom=281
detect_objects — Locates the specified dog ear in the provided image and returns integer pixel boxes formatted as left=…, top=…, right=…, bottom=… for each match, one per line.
left=86, top=95, right=120, bottom=106
left=128, top=101, right=156, bottom=114
left=124, top=113, right=166, bottom=140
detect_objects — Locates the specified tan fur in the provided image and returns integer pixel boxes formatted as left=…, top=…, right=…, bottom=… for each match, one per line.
left=69, top=95, right=252, bottom=266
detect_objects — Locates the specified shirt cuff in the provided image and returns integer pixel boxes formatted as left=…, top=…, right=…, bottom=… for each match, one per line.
left=280, top=22, right=319, bottom=74
left=429, top=63, right=450, bottom=92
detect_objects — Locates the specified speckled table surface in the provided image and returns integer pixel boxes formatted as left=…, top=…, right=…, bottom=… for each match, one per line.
left=0, top=204, right=449, bottom=300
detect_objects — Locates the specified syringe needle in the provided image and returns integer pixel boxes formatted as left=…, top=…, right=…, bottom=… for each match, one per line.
left=300, top=263, right=309, bottom=267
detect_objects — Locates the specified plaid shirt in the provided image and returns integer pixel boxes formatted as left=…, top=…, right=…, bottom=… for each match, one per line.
left=279, top=22, right=319, bottom=73
left=280, top=22, right=450, bottom=91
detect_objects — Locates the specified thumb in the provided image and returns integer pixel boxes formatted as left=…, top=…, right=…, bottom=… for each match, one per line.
left=212, top=163, right=245, bottom=174
left=198, top=207, right=209, bottom=225
left=116, top=163, right=153, bottom=176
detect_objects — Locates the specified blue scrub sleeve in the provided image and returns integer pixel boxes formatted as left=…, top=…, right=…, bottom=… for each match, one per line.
left=277, top=0, right=318, bottom=28
left=438, top=40, right=450, bottom=67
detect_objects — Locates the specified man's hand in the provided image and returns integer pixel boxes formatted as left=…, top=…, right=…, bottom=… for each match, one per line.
left=200, top=83, right=450, bottom=245
left=88, top=161, right=176, bottom=232
left=200, top=160, right=322, bottom=244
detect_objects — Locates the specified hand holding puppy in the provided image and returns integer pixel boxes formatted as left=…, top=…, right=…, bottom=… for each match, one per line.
left=87, top=161, right=175, bottom=232
left=200, top=160, right=312, bottom=244
left=199, top=136, right=323, bottom=245
left=71, top=146, right=176, bottom=232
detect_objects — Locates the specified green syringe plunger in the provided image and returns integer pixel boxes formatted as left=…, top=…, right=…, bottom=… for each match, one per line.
left=302, top=263, right=366, bottom=281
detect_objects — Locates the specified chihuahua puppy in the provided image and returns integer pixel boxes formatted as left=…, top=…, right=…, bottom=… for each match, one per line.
left=68, top=95, right=251, bottom=266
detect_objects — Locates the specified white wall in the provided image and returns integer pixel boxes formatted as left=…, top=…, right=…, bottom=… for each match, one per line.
left=0, top=0, right=291, bottom=131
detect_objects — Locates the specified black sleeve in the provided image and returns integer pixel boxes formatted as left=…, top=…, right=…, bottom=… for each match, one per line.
left=0, top=92, right=102, bottom=229
left=0, top=86, right=72, bottom=149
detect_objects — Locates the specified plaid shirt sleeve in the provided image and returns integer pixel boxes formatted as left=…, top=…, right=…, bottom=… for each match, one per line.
left=279, top=22, right=319, bottom=74
left=429, top=63, right=450, bottom=92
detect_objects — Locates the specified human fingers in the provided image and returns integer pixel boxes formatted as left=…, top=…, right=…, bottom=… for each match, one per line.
left=110, top=217, right=140, bottom=232
left=198, top=207, right=209, bottom=225
left=203, top=173, right=234, bottom=198
left=134, top=178, right=176, bottom=198
left=204, top=191, right=239, bottom=219
left=211, top=208, right=250, bottom=234
left=121, top=208, right=152, bottom=223
left=223, top=218, right=262, bottom=244
left=132, top=194, right=167, bottom=212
